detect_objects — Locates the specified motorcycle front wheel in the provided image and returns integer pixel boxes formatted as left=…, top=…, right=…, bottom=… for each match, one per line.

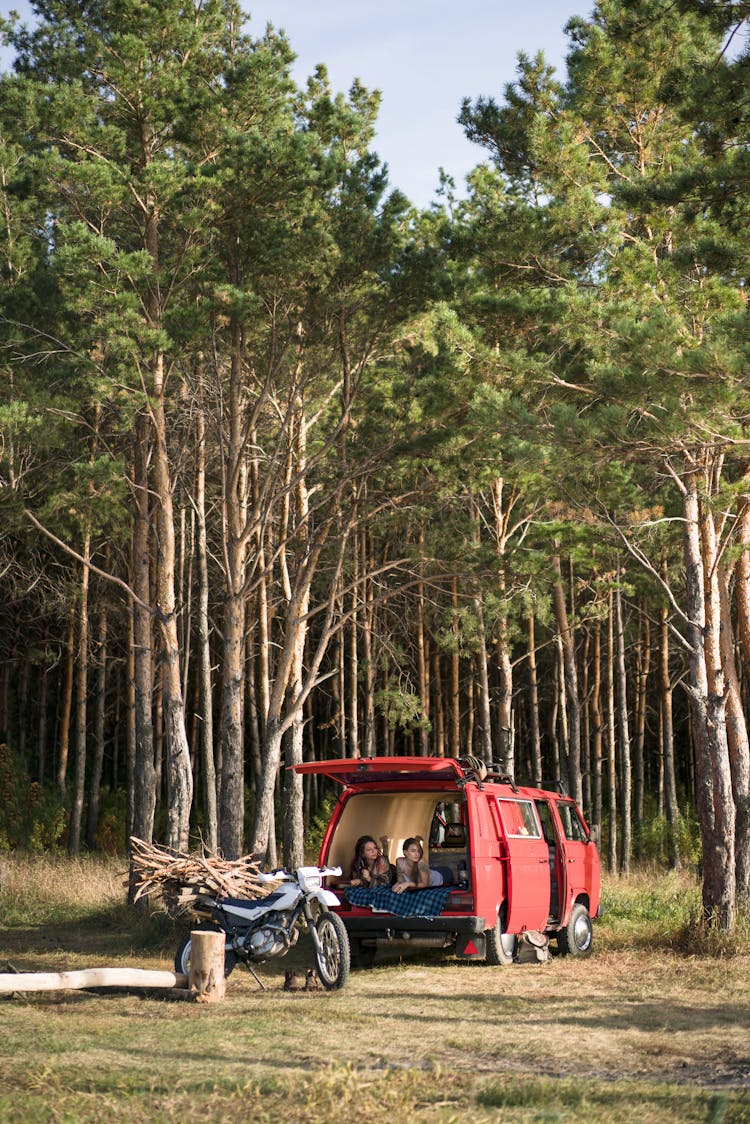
left=174, top=923, right=238, bottom=978
left=313, top=911, right=350, bottom=990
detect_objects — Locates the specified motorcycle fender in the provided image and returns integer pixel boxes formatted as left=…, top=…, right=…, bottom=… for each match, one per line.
left=311, top=888, right=340, bottom=908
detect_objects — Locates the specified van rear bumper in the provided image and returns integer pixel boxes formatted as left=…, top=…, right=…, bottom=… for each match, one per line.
left=337, top=912, right=486, bottom=936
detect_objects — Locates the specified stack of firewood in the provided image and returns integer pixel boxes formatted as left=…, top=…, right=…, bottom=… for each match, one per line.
left=127, top=837, right=277, bottom=918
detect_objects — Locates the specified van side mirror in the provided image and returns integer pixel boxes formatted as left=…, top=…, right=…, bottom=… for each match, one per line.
left=588, top=824, right=601, bottom=846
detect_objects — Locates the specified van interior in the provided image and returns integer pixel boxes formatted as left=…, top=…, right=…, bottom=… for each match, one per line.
left=324, top=791, right=469, bottom=887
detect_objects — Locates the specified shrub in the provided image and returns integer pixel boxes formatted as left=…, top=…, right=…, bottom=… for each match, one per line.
left=0, top=744, right=66, bottom=852
left=305, top=792, right=338, bottom=862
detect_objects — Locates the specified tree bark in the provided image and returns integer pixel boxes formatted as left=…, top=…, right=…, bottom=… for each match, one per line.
left=589, top=617, right=603, bottom=836
left=551, top=554, right=581, bottom=803
left=451, top=579, right=462, bottom=759
left=658, top=592, right=681, bottom=870
left=362, top=534, right=377, bottom=759
left=416, top=561, right=431, bottom=756
left=130, top=415, right=156, bottom=847
left=491, top=479, right=514, bottom=776
left=607, top=590, right=617, bottom=873
left=633, top=603, right=651, bottom=855
left=474, top=593, right=493, bottom=765
left=68, top=539, right=90, bottom=856
left=195, top=383, right=218, bottom=851
left=55, top=607, right=75, bottom=797
left=614, top=574, right=632, bottom=876
left=718, top=561, right=750, bottom=902
left=681, top=465, right=735, bottom=928
left=152, top=374, right=193, bottom=851
left=527, top=612, right=543, bottom=786
left=86, top=602, right=108, bottom=850
left=731, top=492, right=750, bottom=902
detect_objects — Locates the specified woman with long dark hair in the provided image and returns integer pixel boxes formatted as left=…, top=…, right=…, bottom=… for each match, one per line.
left=350, top=835, right=391, bottom=887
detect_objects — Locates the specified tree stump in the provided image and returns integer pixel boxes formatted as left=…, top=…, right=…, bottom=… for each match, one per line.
left=188, top=930, right=226, bottom=1003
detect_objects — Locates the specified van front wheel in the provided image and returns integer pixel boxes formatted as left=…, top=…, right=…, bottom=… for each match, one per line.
left=557, top=903, right=593, bottom=958
left=485, top=907, right=516, bottom=966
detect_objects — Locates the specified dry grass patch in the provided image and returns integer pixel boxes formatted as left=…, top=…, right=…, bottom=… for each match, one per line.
left=2, top=856, right=750, bottom=1120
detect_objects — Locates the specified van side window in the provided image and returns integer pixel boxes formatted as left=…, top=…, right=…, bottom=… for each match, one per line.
left=497, top=799, right=540, bottom=838
left=535, top=801, right=557, bottom=846
left=557, top=801, right=589, bottom=842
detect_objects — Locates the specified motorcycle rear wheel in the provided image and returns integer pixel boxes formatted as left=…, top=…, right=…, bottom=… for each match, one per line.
left=313, top=911, right=350, bottom=990
left=174, top=923, right=238, bottom=978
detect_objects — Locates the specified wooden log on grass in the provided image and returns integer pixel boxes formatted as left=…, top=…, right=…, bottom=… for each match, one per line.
left=187, top=929, right=226, bottom=1003
left=0, top=968, right=188, bottom=993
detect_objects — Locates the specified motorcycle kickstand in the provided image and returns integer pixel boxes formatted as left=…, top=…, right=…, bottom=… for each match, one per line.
left=245, top=963, right=266, bottom=990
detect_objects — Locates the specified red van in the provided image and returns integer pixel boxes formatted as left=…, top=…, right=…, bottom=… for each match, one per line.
left=294, top=756, right=601, bottom=966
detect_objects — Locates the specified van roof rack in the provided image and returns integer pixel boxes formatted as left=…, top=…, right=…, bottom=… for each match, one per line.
left=483, top=770, right=519, bottom=792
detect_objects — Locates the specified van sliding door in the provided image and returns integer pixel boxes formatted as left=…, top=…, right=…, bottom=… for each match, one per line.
left=493, top=798, right=550, bottom=932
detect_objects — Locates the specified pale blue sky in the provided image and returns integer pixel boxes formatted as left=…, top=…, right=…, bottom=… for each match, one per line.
left=1, top=0, right=590, bottom=207
left=245, top=1, right=586, bottom=206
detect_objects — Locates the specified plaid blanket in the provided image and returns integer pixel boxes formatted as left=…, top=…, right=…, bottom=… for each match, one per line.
left=346, top=884, right=452, bottom=919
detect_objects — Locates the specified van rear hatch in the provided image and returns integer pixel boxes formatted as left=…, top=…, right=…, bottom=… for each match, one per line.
left=293, top=756, right=465, bottom=787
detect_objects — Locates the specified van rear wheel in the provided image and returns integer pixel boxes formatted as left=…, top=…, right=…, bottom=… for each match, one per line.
left=557, top=903, right=593, bottom=958
left=485, top=906, right=516, bottom=966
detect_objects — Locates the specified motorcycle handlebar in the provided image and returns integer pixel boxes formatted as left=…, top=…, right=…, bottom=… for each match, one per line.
left=257, top=865, right=342, bottom=883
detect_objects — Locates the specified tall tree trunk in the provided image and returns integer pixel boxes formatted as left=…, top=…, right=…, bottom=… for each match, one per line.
left=153, top=377, right=193, bottom=850
left=614, top=573, right=632, bottom=876
left=680, top=464, right=735, bottom=928
left=659, top=557, right=681, bottom=869
left=218, top=321, right=249, bottom=860
left=471, top=500, right=492, bottom=764
left=416, top=562, right=430, bottom=757
left=527, top=612, right=543, bottom=785
left=633, top=603, right=650, bottom=855
left=36, top=668, right=48, bottom=785
left=607, top=590, right=618, bottom=873
left=551, top=554, right=581, bottom=803
left=465, top=660, right=475, bottom=755
left=474, top=594, right=493, bottom=764
left=581, top=629, right=591, bottom=814
left=718, top=562, right=750, bottom=903
left=451, top=579, right=462, bottom=759
left=362, top=534, right=376, bottom=759
left=731, top=493, right=750, bottom=902
left=195, top=384, right=218, bottom=851
left=56, top=606, right=76, bottom=797
left=218, top=573, right=246, bottom=859
left=491, top=479, right=514, bottom=775
left=130, top=415, right=156, bottom=846
left=282, top=405, right=310, bottom=870
left=86, top=602, right=108, bottom=850
left=432, top=645, right=445, bottom=757
left=347, top=527, right=360, bottom=759
left=126, top=611, right=136, bottom=847
left=589, top=618, right=603, bottom=835
left=68, top=540, right=90, bottom=856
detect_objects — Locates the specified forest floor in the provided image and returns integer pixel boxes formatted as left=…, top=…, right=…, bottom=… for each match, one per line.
left=0, top=858, right=749, bottom=1122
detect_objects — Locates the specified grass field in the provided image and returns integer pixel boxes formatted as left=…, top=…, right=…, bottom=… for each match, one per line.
left=1, top=856, right=749, bottom=1122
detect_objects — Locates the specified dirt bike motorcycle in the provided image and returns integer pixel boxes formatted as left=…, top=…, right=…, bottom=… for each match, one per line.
left=174, top=865, right=350, bottom=990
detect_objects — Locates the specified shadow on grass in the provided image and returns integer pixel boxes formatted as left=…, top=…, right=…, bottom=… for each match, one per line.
left=0, top=901, right=180, bottom=964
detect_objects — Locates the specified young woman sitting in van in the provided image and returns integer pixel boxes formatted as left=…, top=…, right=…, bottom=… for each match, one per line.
left=349, top=835, right=392, bottom=888
left=392, top=837, right=434, bottom=893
